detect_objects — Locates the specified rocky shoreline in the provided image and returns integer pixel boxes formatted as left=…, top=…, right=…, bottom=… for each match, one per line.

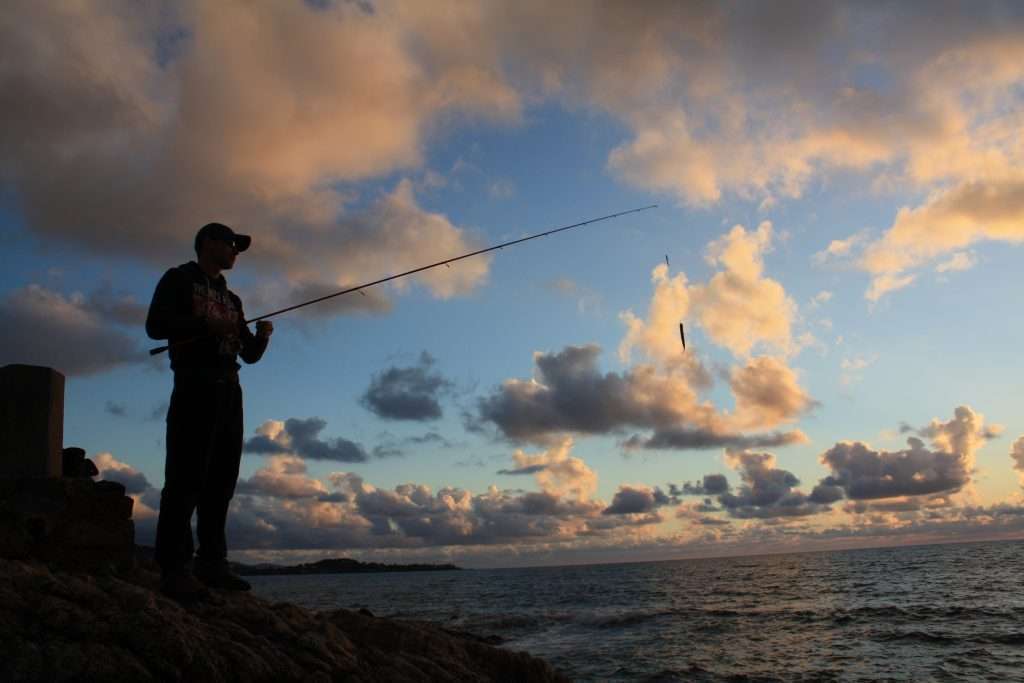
left=2, top=556, right=568, bottom=682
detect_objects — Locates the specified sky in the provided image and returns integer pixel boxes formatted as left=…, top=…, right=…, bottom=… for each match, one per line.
left=3, top=0, right=1024, bottom=569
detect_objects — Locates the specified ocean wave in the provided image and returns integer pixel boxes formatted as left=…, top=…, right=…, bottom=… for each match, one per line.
left=582, top=609, right=674, bottom=629
left=874, top=629, right=960, bottom=644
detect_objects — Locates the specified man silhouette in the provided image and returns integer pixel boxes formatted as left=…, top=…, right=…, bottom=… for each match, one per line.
left=146, top=222, right=273, bottom=601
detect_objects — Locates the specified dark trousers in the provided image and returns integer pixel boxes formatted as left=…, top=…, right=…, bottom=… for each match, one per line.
left=155, top=374, right=243, bottom=574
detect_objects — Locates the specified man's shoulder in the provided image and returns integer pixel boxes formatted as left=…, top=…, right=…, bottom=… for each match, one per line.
left=162, top=261, right=200, bottom=281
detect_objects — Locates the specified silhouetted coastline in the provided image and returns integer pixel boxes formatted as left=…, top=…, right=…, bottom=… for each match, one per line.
left=233, top=556, right=461, bottom=576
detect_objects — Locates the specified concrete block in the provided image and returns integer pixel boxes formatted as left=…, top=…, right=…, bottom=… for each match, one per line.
left=0, top=364, right=64, bottom=478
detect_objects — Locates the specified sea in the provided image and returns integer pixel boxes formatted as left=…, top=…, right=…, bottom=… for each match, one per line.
left=248, top=539, right=1024, bottom=681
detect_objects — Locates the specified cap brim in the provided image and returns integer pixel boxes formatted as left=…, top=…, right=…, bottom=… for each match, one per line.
left=233, top=234, right=252, bottom=252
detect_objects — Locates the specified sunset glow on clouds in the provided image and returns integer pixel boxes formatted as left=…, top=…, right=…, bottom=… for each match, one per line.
left=3, top=1, right=1024, bottom=567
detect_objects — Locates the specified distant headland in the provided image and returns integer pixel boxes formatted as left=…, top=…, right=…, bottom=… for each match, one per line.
left=233, top=557, right=461, bottom=575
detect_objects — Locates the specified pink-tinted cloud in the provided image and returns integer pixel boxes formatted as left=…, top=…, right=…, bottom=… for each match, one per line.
left=860, top=179, right=1024, bottom=300
left=621, top=223, right=797, bottom=361
left=730, top=356, right=815, bottom=430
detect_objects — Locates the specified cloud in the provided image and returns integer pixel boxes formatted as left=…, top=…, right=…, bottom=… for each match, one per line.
left=546, top=277, right=602, bottom=315
left=860, top=178, right=1024, bottom=300
left=623, top=427, right=807, bottom=452
left=497, top=464, right=548, bottom=476
left=9, top=2, right=1020, bottom=330
left=620, top=223, right=797, bottom=361
left=508, top=438, right=597, bottom=501
left=93, top=452, right=152, bottom=495
left=236, top=455, right=330, bottom=499
left=717, top=449, right=836, bottom=519
left=104, top=401, right=128, bottom=418
left=618, top=263, right=693, bottom=365
left=1, top=1, right=502, bottom=304
left=730, top=356, right=815, bottom=429
left=243, top=418, right=369, bottom=463
left=603, top=485, right=672, bottom=515
left=916, top=405, right=1002, bottom=460
left=360, top=352, right=453, bottom=421
left=818, top=406, right=999, bottom=501
left=488, top=179, right=516, bottom=199
left=813, top=233, right=868, bottom=266
left=224, top=462, right=661, bottom=553
left=808, top=290, right=832, bottom=308
left=691, top=223, right=797, bottom=357
left=478, top=342, right=810, bottom=450
left=839, top=354, right=877, bottom=387
left=672, top=474, right=730, bottom=497
left=475, top=343, right=719, bottom=445
left=5, top=3, right=1023, bottom=262
left=146, top=402, right=169, bottom=422
left=1012, top=437, right=1024, bottom=484
left=935, top=251, right=977, bottom=274
left=0, top=284, right=145, bottom=376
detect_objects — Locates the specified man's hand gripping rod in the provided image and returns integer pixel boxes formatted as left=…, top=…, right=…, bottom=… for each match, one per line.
left=149, top=205, right=657, bottom=356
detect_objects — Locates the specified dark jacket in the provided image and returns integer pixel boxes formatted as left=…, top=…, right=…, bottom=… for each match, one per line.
left=146, top=261, right=268, bottom=373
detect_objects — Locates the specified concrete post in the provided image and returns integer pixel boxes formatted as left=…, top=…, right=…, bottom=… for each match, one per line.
left=0, top=364, right=64, bottom=478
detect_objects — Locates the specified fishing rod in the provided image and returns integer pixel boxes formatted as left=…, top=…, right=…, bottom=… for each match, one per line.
left=149, top=204, right=657, bottom=356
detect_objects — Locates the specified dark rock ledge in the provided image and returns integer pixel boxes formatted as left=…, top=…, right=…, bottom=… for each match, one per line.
left=1, top=557, right=569, bottom=682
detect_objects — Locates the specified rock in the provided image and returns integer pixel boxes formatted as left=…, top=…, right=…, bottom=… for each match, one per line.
left=0, top=557, right=569, bottom=682
left=0, top=478, right=135, bottom=570
left=62, top=447, right=98, bottom=478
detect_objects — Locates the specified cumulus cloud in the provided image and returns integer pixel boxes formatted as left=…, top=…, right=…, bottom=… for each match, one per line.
left=92, top=452, right=159, bottom=531
left=693, top=223, right=796, bottom=357
left=1012, top=437, right=1024, bottom=484
left=621, top=223, right=797, bottom=362
left=360, top=352, right=453, bottom=421
left=717, top=449, right=836, bottom=519
left=8, top=1, right=1018, bottom=324
left=0, top=285, right=145, bottom=376
left=225, top=464, right=659, bottom=552
left=860, top=179, right=1024, bottom=300
left=618, top=263, right=693, bottom=365
left=818, top=406, right=999, bottom=501
left=478, top=344, right=692, bottom=443
left=93, top=452, right=152, bottom=495
left=244, top=418, right=369, bottom=463
left=671, top=474, right=730, bottom=497
left=236, top=455, right=330, bottom=500
left=5, top=3, right=1023, bottom=242
left=603, top=485, right=672, bottom=515
left=507, top=438, right=597, bottom=501
left=730, top=356, right=815, bottom=429
left=1, top=1, right=498, bottom=308
left=478, top=343, right=808, bottom=450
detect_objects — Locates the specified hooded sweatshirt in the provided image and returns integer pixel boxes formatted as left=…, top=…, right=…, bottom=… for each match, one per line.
left=146, top=261, right=267, bottom=373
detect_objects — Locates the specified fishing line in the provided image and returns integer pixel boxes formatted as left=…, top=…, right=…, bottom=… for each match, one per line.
left=149, top=204, right=658, bottom=356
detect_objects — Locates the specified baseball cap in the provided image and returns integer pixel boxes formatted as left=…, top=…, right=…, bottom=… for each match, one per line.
left=194, top=222, right=251, bottom=254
